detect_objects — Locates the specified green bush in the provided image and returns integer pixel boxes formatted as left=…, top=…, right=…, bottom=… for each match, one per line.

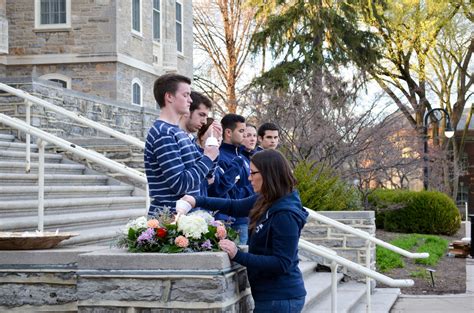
left=368, top=189, right=461, bottom=235
left=294, top=161, right=362, bottom=211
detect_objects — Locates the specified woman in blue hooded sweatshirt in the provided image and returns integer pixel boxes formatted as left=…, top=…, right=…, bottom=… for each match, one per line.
left=180, top=149, right=308, bottom=313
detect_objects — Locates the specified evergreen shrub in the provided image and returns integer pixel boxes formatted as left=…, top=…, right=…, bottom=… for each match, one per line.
left=294, top=161, right=361, bottom=211
left=368, top=189, right=461, bottom=235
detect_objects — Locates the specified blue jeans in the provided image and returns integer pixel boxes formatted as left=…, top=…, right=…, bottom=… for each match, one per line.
left=253, top=297, right=305, bottom=313
left=232, top=223, right=248, bottom=245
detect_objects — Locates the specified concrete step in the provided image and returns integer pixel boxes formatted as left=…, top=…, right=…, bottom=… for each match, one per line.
left=313, top=281, right=366, bottom=313
left=0, top=161, right=85, bottom=174
left=303, top=272, right=344, bottom=312
left=300, top=261, right=317, bottom=278
left=0, top=185, right=135, bottom=200
left=0, top=208, right=145, bottom=232
left=0, top=133, right=15, bottom=142
left=0, top=140, right=38, bottom=152
left=0, top=150, right=63, bottom=163
left=352, top=288, right=400, bottom=313
left=0, top=173, right=110, bottom=186
left=0, top=196, right=146, bottom=218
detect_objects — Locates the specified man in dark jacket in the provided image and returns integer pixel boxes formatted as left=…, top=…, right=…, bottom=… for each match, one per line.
left=212, top=113, right=254, bottom=244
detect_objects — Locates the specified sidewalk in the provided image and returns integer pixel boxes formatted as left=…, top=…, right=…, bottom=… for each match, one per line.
left=390, top=258, right=474, bottom=313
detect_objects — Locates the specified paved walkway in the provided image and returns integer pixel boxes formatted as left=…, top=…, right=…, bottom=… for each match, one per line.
left=390, top=258, right=474, bottom=313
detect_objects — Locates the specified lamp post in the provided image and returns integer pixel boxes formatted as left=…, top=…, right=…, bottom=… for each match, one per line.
left=423, top=108, right=455, bottom=190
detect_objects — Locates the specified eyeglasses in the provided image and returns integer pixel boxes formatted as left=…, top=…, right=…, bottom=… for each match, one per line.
left=249, top=171, right=260, bottom=176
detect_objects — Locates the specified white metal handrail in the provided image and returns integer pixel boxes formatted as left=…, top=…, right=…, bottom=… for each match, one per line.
left=0, top=114, right=147, bottom=231
left=306, top=209, right=429, bottom=259
left=304, top=209, right=427, bottom=313
left=0, top=82, right=145, bottom=148
left=299, top=239, right=413, bottom=287
left=0, top=82, right=149, bottom=211
left=299, top=239, right=413, bottom=313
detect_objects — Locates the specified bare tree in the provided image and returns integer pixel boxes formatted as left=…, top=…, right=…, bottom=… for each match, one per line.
left=245, top=70, right=426, bottom=208
left=193, top=0, right=260, bottom=114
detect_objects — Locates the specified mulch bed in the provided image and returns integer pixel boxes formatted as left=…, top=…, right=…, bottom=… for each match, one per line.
left=375, top=224, right=469, bottom=295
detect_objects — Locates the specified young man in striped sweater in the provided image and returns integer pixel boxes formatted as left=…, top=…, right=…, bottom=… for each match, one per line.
left=144, top=74, right=219, bottom=216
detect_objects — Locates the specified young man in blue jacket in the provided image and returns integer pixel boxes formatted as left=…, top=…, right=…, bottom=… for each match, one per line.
left=144, top=74, right=219, bottom=216
left=212, top=113, right=254, bottom=244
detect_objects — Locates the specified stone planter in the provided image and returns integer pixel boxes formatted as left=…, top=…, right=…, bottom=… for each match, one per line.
left=0, top=247, right=253, bottom=313
left=77, top=248, right=253, bottom=313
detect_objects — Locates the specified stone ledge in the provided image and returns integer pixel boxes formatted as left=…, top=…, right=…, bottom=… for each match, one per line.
left=0, top=245, right=106, bottom=266
left=78, top=248, right=233, bottom=271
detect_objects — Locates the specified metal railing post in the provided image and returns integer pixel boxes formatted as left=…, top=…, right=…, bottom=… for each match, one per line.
left=25, top=101, right=31, bottom=173
left=330, top=261, right=338, bottom=313
left=146, top=184, right=150, bottom=214
left=366, top=239, right=372, bottom=313
left=37, top=138, right=46, bottom=232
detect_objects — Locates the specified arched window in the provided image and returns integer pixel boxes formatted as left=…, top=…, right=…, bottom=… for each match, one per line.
left=131, top=79, right=142, bottom=106
left=39, top=73, right=71, bottom=89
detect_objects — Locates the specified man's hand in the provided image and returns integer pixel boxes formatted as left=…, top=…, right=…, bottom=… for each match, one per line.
left=204, top=145, right=219, bottom=161
left=202, top=121, right=223, bottom=145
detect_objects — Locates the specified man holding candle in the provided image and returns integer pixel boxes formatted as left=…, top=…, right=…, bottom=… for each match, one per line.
left=144, top=74, right=219, bottom=216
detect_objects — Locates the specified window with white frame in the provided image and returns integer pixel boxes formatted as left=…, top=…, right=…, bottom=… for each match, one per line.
left=132, top=79, right=142, bottom=106
left=175, top=1, right=183, bottom=53
left=153, top=0, right=161, bottom=42
left=39, top=73, right=71, bottom=89
left=35, top=0, right=71, bottom=30
left=132, top=0, right=142, bottom=34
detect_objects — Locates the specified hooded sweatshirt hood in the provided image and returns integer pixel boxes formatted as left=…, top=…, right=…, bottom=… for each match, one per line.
left=265, top=190, right=308, bottom=228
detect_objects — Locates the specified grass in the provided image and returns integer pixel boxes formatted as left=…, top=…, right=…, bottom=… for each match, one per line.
left=376, top=234, right=449, bottom=273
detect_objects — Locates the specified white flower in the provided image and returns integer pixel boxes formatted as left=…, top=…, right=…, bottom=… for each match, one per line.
left=123, top=216, right=148, bottom=233
left=188, top=210, right=215, bottom=224
left=177, top=215, right=209, bottom=239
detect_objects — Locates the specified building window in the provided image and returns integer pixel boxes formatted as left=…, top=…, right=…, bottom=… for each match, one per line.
left=39, top=73, right=71, bottom=89
left=132, top=0, right=142, bottom=34
left=132, top=79, right=142, bottom=106
left=153, top=0, right=161, bottom=42
left=35, top=0, right=71, bottom=30
left=176, top=1, right=183, bottom=53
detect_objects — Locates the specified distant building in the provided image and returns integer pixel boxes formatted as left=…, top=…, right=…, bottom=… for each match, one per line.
left=454, top=106, right=473, bottom=216
left=0, top=0, right=193, bottom=108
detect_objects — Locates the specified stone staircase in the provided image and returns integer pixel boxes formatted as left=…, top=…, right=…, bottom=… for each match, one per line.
left=0, top=133, right=400, bottom=312
left=300, top=261, right=400, bottom=313
left=0, top=132, right=146, bottom=246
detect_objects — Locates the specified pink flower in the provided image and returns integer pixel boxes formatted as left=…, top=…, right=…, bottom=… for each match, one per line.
left=175, top=235, right=189, bottom=248
left=147, top=219, right=160, bottom=228
left=216, top=226, right=227, bottom=240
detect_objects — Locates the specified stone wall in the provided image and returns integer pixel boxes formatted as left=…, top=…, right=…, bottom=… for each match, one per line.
left=0, top=247, right=253, bottom=313
left=2, top=0, right=193, bottom=106
left=0, top=77, right=160, bottom=141
left=5, top=63, right=119, bottom=101
left=301, top=211, right=376, bottom=279
left=116, top=63, right=159, bottom=109
left=6, top=0, right=116, bottom=55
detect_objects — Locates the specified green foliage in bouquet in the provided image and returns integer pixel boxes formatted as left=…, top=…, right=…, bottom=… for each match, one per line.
left=117, top=208, right=239, bottom=253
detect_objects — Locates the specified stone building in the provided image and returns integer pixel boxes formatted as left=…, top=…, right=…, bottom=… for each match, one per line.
left=0, top=0, right=193, bottom=108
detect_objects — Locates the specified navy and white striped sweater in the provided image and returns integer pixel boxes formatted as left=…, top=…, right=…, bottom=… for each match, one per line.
left=144, top=120, right=213, bottom=216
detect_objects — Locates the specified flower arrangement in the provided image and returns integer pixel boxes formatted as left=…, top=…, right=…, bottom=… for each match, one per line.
left=118, top=208, right=239, bottom=253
